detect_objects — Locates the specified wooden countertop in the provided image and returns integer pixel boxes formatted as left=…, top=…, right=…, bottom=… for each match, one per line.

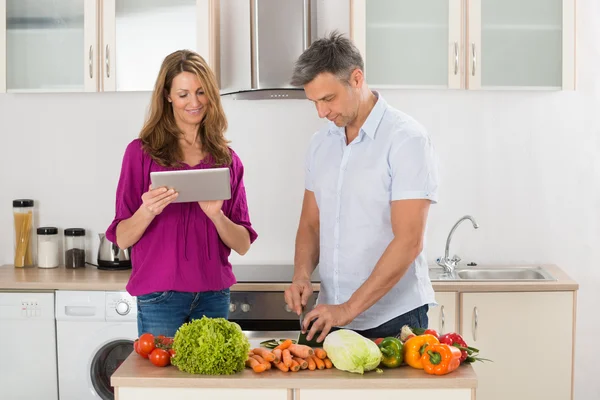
left=0, top=263, right=577, bottom=292
left=111, top=352, right=477, bottom=390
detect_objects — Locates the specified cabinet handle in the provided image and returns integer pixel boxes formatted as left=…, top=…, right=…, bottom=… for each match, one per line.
left=472, top=306, right=478, bottom=342
left=454, top=42, right=459, bottom=75
left=88, top=45, right=93, bottom=79
left=105, top=45, right=111, bottom=78
left=440, top=305, right=445, bottom=333
left=471, top=43, right=477, bottom=77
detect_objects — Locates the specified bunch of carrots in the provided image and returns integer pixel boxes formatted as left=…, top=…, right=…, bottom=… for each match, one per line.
left=245, top=339, right=333, bottom=373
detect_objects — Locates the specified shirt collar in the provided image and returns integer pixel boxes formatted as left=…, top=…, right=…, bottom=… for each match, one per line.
left=327, top=91, right=387, bottom=140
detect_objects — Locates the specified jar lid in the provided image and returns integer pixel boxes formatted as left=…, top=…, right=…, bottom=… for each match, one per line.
left=37, top=227, right=58, bottom=235
left=13, top=199, right=34, bottom=207
left=64, top=228, right=85, bottom=237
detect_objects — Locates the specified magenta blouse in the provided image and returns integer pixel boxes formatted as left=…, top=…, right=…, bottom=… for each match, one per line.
left=105, top=139, right=258, bottom=296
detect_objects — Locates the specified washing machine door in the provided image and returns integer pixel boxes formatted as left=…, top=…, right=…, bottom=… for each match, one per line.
left=90, top=339, right=134, bottom=400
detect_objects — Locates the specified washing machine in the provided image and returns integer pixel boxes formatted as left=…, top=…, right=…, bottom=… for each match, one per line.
left=55, top=290, right=137, bottom=400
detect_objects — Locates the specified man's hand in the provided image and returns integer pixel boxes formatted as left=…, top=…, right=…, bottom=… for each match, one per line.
left=284, top=279, right=313, bottom=315
left=302, top=303, right=355, bottom=343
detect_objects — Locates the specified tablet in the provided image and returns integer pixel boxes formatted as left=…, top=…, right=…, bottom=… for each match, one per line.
left=150, top=168, right=231, bottom=203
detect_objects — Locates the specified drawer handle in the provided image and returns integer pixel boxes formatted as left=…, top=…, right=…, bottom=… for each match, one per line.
left=440, top=305, right=445, bottom=333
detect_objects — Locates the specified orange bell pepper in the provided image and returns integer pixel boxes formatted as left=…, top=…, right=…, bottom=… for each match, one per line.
left=403, top=334, right=440, bottom=369
left=421, top=343, right=462, bottom=375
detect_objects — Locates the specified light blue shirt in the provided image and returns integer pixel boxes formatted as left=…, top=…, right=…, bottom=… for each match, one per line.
left=305, top=92, right=439, bottom=330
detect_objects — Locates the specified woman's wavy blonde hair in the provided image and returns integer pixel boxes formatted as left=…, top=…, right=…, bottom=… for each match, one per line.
left=139, top=50, right=231, bottom=167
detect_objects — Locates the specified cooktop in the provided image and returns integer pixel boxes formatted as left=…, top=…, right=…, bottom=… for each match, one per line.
left=232, top=264, right=321, bottom=283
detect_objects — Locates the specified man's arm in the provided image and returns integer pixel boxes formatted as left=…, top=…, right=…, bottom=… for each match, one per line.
left=284, top=189, right=320, bottom=314
left=345, top=198, right=431, bottom=318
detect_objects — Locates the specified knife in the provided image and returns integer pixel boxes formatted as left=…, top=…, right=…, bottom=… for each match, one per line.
left=296, top=305, right=322, bottom=347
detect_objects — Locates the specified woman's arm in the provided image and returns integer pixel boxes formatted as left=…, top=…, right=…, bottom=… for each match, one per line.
left=208, top=210, right=251, bottom=255
left=116, top=187, right=178, bottom=249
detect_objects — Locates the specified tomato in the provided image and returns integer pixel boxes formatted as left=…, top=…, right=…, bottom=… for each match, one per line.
left=168, top=348, right=176, bottom=358
left=423, top=329, right=439, bottom=339
left=138, top=333, right=155, bottom=355
left=162, top=337, right=174, bottom=346
left=149, top=348, right=171, bottom=367
left=373, top=338, right=384, bottom=345
left=134, top=340, right=149, bottom=358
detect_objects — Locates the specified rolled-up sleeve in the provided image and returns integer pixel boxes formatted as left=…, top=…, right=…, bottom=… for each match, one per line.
left=390, top=134, right=439, bottom=204
left=227, top=151, right=258, bottom=244
left=105, top=140, right=145, bottom=244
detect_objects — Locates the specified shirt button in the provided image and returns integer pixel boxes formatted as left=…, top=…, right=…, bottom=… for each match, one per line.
left=335, top=244, right=339, bottom=249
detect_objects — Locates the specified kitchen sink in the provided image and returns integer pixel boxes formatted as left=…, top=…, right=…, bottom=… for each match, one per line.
left=455, top=267, right=555, bottom=281
left=429, top=266, right=556, bottom=281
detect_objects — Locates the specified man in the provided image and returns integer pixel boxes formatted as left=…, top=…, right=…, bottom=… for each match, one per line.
left=284, top=32, right=439, bottom=343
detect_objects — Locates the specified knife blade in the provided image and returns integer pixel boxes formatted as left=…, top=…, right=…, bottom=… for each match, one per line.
left=296, top=305, right=322, bottom=347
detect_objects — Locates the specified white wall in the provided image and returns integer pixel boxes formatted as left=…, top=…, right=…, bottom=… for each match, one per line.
left=0, top=0, right=598, bottom=398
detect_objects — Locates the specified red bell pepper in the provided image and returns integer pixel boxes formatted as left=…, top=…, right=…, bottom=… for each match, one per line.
left=439, top=332, right=479, bottom=363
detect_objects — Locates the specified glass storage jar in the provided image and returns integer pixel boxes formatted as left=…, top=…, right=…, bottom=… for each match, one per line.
left=64, top=228, right=86, bottom=269
left=37, top=227, right=59, bottom=269
left=13, top=199, right=35, bottom=268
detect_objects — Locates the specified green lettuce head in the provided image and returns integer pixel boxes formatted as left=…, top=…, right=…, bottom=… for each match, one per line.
left=323, top=329, right=382, bottom=374
left=171, top=316, right=250, bottom=375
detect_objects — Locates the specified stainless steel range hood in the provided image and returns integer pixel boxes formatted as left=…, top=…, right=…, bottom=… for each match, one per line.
left=220, top=0, right=315, bottom=100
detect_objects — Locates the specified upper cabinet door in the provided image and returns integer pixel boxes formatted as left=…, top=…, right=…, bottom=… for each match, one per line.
left=102, top=0, right=218, bottom=92
left=3, top=0, right=97, bottom=93
left=467, top=0, right=575, bottom=90
left=351, top=0, right=463, bottom=89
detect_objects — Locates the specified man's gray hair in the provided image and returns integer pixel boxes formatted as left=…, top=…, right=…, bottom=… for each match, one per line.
left=290, top=31, right=364, bottom=87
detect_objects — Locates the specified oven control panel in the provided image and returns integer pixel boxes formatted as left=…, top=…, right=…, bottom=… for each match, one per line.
left=229, top=291, right=319, bottom=320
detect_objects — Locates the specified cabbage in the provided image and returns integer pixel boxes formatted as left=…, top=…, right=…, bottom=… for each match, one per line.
left=171, top=316, right=250, bottom=375
left=323, top=329, right=382, bottom=374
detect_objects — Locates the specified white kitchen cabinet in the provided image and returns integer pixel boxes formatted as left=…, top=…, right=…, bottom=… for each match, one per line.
left=428, top=291, right=457, bottom=335
left=117, top=387, right=289, bottom=400
left=460, top=291, right=575, bottom=400
left=351, top=0, right=575, bottom=90
left=299, top=389, right=473, bottom=400
left=1, top=0, right=97, bottom=93
left=0, top=0, right=218, bottom=93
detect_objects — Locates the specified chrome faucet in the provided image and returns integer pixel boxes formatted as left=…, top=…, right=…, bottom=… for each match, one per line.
left=437, top=215, right=479, bottom=273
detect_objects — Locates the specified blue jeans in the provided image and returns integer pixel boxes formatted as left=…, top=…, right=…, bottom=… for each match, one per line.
left=332, top=304, right=429, bottom=339
left=136, top=289, right=230, bottom=337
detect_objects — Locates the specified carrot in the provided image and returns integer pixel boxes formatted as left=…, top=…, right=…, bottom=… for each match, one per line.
left=252, top=354, right=271, bottom=370
left=306, top=356, right=316, bottom=371
left=288, top=344, right=314, bottom=359
left=290, top=360, right=301, bottom=372
left=273, top=360, right=289, bottom=372
left=282, top=349, right=293, bottom=368
left=312, top=355, right=325, bottom=370
left=272, top=348, right=282, bottom=364
left=324, top=358, right=333, bottom=369
left=314, top=348, right=327, bottom=360
left=253, top=347, right=276, bottom=362
left=274, top=339, right=293, bottom=350
left=246, top=357, right=267, bottom=373
left=293, top=357, right=308, bottom=370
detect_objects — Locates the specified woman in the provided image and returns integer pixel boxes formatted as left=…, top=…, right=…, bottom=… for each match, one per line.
left=106, top=50, right=258, bottom=338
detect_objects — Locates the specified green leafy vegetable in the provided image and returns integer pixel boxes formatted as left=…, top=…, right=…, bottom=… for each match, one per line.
left=323, top=329, right=382, bottom=374
left=171, top=316, right=250, bottom=375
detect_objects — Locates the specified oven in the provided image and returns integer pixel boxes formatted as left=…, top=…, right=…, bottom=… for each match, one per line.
left=230, top=265, right=319, bottom=348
